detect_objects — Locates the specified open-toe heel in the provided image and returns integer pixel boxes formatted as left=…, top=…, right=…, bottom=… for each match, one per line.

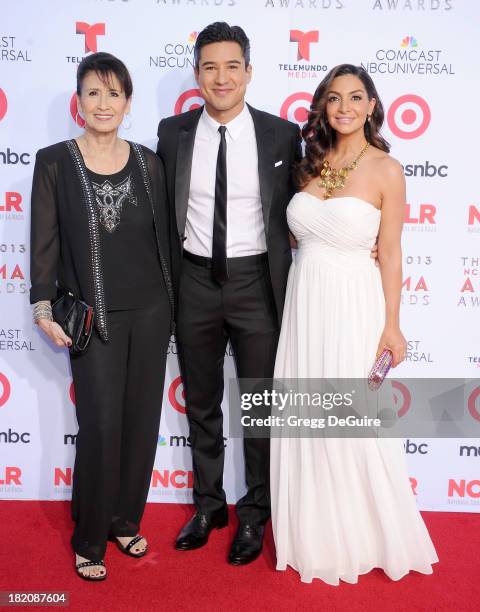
left=75, top=559, right=107, bottom=581
left=113, top=534, right=148, bottom=558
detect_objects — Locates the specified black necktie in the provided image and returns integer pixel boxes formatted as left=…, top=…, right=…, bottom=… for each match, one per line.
left=212, top=125, right=228, bottom=284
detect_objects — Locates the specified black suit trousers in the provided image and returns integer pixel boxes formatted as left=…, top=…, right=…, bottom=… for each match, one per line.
left=69, top=300, right=170, bottom=562
left=176, top=254, right=279, bottom=525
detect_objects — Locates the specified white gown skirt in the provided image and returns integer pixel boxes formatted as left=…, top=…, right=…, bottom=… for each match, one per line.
left=270, top=194, right=439, bottom=585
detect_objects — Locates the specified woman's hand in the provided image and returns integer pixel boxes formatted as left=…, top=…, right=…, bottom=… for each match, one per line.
left=376, top=325, right=406, bottom=368
left=37, top=319, right=72, bottom=348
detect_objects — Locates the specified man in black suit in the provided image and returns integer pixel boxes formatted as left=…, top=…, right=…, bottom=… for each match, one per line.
left=157, top=22, right=301, bottom=565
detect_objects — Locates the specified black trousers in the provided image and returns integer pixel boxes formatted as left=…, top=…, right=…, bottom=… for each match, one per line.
left=177, top=253, right=279, bottom=526
left=69, top=300, right=170, bottom=562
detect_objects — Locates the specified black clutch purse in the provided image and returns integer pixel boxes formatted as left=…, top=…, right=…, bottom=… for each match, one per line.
left=52, top=290, right=95, bottom=354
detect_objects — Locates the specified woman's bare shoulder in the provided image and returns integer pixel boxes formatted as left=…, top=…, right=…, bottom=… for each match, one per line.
left=367, top=148, right=404, bottom=180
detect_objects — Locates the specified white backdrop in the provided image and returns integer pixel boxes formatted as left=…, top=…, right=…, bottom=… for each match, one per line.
left=1, top=0, right=479, bottom=512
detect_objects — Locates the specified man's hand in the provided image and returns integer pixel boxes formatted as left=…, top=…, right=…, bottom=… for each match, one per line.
left=370, top=241, right=379, bottom=266
left=289, top=232, right=298, bottom=250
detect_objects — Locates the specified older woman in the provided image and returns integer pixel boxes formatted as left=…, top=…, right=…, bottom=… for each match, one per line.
left=30, top=52, right=174, bottom=580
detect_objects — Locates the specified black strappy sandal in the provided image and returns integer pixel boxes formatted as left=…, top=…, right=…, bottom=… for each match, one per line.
left=75, top=559, right=107, bottom=581
left=113, top=534, right=148, bottom=558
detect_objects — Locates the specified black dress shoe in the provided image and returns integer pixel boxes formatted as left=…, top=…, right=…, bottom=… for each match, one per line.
left=175, top=507, right=228, bottom=551
left=228, top=523, right=264, bottom=566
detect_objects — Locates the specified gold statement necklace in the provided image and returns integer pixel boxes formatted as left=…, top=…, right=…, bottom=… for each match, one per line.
left=318, top=141, right=370, bottom=200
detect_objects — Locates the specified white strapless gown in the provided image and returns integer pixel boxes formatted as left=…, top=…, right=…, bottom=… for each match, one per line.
left=270, top=193, right=438, bottom=585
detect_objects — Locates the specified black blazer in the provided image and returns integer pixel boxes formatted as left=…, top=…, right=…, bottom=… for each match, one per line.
left=30, top=140, right=174, bottom=341
left=156, top=104, right=301, bottom=325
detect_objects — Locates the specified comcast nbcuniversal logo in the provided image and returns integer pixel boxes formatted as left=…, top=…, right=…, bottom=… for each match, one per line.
left=361, top=35, right=455, bottom=76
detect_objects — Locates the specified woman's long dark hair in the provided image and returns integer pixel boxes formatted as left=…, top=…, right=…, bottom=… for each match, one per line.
left=295, top=64, right=390, bottom=189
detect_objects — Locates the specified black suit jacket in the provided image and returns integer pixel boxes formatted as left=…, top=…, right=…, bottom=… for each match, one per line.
left=156, top=104, right=301, bottom=325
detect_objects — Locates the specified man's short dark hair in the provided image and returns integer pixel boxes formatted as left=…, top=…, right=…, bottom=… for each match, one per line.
left=76, top=52, right=133, bottom=98
left=194, top=22, right=250, bottom=69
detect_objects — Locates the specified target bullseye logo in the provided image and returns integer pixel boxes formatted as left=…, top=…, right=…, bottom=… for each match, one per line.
left=169, top=376, right=186, bottom=414
left=0, top=373, right=11, bottom=408
left=391, top=380, right=411, bottom=417
left=280, top=92, right=312, bottom=126
left=70, top=93, right=85, bottom=127
left=174, top=89, right=204, bottom=116
left=69, top=382, right=76, bottom=406
left=387, top=94, right=431, bottom=140
left=468, top=386, right=480, bottom=422
left=0, top=89, right=7, bottom=122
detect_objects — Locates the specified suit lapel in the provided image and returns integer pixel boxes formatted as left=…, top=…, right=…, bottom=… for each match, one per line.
left=175, top=108, right=202, bottom=236
left=248, top=104, right=275, bottom=238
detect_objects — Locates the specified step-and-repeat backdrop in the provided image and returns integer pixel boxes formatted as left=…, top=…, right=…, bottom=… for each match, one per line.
left=1, top=0, right=479, bottom=512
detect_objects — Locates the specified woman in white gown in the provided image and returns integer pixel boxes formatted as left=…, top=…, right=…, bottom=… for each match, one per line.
left=270, top=64, right=438, bottom=585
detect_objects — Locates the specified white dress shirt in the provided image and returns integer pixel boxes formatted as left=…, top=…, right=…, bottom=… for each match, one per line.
left=185, top=104, right=266, bottom=257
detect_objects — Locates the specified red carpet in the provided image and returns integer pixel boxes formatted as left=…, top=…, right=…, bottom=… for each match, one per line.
left=0, top=502, right=479, bottom=612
